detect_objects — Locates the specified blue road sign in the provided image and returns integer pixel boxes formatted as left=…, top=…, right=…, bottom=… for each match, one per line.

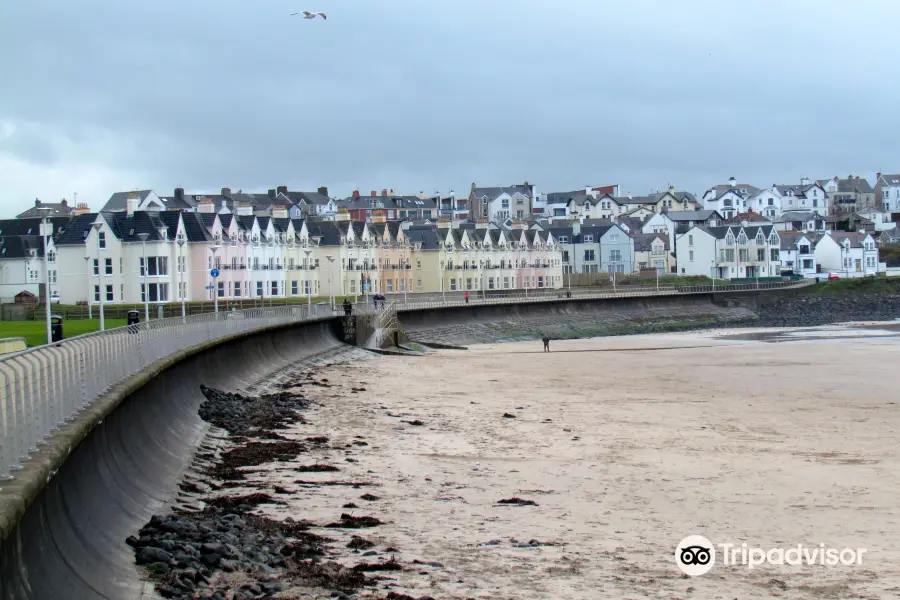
left=210, top=268, right=220, bottom=278
left=205, top=285, right=215, bottom=290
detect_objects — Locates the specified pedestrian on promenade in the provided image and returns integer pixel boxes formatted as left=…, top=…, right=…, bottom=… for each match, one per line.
left=464, top=290, right=470, bottom=304
left=542, top=335, right=550, bottom=352
left=343, top=298, right=352, bottom=316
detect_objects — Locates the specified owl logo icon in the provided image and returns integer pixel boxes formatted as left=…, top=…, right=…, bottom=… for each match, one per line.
left=675, top=535, right=716, bottom=576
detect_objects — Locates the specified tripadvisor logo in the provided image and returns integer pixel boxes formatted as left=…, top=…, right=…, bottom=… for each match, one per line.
left=675, top=535, right=867, bottom=576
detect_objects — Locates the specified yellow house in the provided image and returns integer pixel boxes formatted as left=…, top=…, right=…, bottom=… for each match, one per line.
left=369, top=221, right=413, bottom=294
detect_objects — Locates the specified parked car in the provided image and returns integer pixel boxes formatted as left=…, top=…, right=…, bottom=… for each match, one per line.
left=827, top=273, right=841, bottom=281
left=50, top=293, right=60, bottom=303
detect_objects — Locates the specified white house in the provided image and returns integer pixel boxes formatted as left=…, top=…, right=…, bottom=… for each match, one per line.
left=469, top=184, right=535, bottom=222
left=777, top=232, right=818, bottom=277
left=857, top=207, right=895, bottom=231
left=875, top=173, right=900, bottom=214
left=774, top=179, right=828, bottom=217
left=598, top=225, right=634, bottom=273
left=642, top=212, right=676, bottom=241
left=701, top=178, right=760, bottom=219
left=814, top=232, right=879, bottom=277
left=772, top=211, right=826, bottom=233
left=676, top=225, right=781, bottom=279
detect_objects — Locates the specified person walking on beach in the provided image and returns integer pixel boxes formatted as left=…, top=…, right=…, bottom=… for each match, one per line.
left=542, top=335, right=550, bottom=352
left=464, top=290, right=470, bottom=304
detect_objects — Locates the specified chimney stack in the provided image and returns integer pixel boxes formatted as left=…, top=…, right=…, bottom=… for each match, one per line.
left=34, top=198, right=40, bottom=207
left=221, top=187, right=232, bottom=198
left=126, top=193, right=139, bottom=217
left=876, top=172, right=882, bottom=182
left=352, top=190, right=360, bottom=199
left=381, top=189, right=388, bottom=197
left=276, top=185, right=287, bottom=194
left=267, top=189, right=276, bottom=199
left=175, top=188, right=185, bottom=202
left=729, top=176, right=736, bottom=187
left=317, top=186, right=328, bottom=197
left=61, top=198, right=68, bottom=207
left=370, top=190, right=377, bottom=197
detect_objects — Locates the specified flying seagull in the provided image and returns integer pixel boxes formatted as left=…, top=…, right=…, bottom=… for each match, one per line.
left=290, top=10, right=326, bottom=19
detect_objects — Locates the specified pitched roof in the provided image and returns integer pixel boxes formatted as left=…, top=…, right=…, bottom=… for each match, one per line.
left=665, top=210, right=719, bottom=222
left=16, top=200, right=75, bottom=219
left=104, top=211, right=169, bottom=242
left=404, top=226, right=441, bottom=250
left=705, top=184, right=760, bottom=200
left=775, top=211, right=821, bottom=223
left=825, top=231, right=871, bottom=248
left=705, top=225, right=776, bottom=240
left=0, top=236, right=44, bottom=259
left=101, top=190, right=155, bottom=212
left=631, top=232, right=669, bottom=252
left=878, top=174, right=900, bottom=187
left=181, top=212, right=212, bottom=242
left=0, top=217, right=72, bottom=238
left=54, top=213, right=99, bottom=246
left=471, top=185, right=532, bottom=200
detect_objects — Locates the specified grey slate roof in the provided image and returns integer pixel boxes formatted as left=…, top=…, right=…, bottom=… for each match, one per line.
left=664, top=210, right=719, bottom=222
left=103, top=211, right=169, bottom=242
left=0, top=236, right=44, bottom=259
left=55, top=214, right=99, bottom=246
left=403, top=227, right=441, bottom=250
left=101, top=190, right=154, bottom=212
left=879, top=174, right=900, bottom=186
left=16, top=200, right=75, bottom=219
left=181, top=212, right=213, bottom=242
left=0, top=217, right=72, bottom=239
left=631, top=232, right=669, bottom=252
left=472, top=185, right=532, bottom=200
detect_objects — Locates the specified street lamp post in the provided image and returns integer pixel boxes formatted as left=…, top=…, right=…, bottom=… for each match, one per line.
left=177, top=238, right=186, bottom=320
left=211, top=243, right=221, bottom=313
left=326, top=255, right=335, bottom=311
left=38, top=208, right=53, bottom=345
left=137, top=232, right=150, bottom=322
left=303, top=249, right=313, bottom=312
left=92, top=222, right=105, bottom=330
left=83, top=256, right=92, bottom=319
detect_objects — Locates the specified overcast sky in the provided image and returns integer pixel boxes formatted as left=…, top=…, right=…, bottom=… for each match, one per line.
left=1, top=0, right=898, bottom=216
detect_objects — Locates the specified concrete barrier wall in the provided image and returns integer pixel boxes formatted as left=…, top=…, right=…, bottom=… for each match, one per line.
left=0, top=318, right=342, bottom=600
left=398, top=293, right=718, bottom=331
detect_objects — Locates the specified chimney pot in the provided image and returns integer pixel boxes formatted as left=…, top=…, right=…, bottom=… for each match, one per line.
left=276, top=185, right=287, bottom=194
left=34, top=198, right=40, bottom=207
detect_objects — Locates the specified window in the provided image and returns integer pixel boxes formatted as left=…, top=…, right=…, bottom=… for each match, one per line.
left=256, top=281, right=264, bottom=297
left=689, top=250, right=694, bottom=261
left=537, top=276, right=544, bottom=288
left=253, top=257, right=260, bottom=270
left=610, top=232, right=619, bottom=242
left=291, top=281, right=298, bottom=296
left=688, top=235, right=693, bottom=246
left=584, top=249, right=595, bottom=262
left=723, top=249, right=735, bottom=262
left=466, top=278, right=472, bottom=290
left=726, top=234, right=735, bottom=246
left=450, top=279, right=457, bottom=291
left=757, top=249, right=765, bottom=261
left=303, top=280, right=312, bottom=295
left=739, top=249, right=749, bottom=262
left=770, top=249, right=779, bottom=261
left=106, top=285, right=114, bottom=302
left=49, top=269, right=57, bottom=283
left=610, top=250, right=622, bottom=262
left=417, top=279, right=422, bottom=289
left=271, top=281, right=279, bottom=296
left=139, top=256, right=169, bottom=276
left=98, top=232, right=106, bottom=249
left=231, top=281, right=239, bottom=297
left=93, top=259, right=99, bottom=275
left=47, top=251, right=55, bottom=263
left=584, top=235, right=594, bottom=243
left=217, top=281, right=225, bottom=298
left=105, top=258, right=113, bottom=275
left=557, top=236, right=568, bottom=243
left=387, top=279, right=394, bottom=292
left=488, top=277, right=495, bottom=289
left=140, top=283, right=169, bottom=302
left=562, top=250, right=570, bottom=263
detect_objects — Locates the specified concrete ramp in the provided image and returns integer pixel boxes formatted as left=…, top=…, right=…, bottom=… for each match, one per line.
left=0, top=319, right=343, bottom=600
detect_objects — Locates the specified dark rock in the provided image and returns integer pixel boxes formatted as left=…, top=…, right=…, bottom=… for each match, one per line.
left=502, top=413, right=516, bottom=419
left=497, top=497, right=538, bottom=506
left=136, top=547, right=175, bottom=566
left=325, top=514, right=384, bottom=528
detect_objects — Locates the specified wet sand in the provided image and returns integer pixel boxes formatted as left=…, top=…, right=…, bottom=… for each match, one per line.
left=262, top=326, right=900, bottom=599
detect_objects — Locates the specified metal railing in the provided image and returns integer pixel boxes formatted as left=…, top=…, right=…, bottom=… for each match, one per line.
left=0, top=303, right=330, bottom=483
left=0, top=278, right=809, bottom=483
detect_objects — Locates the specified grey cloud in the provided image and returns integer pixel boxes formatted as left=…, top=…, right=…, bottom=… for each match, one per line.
left=1, top=0, right=899, bottom=213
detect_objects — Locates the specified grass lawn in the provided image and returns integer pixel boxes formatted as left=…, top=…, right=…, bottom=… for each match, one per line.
left=0, top=319, right=128, bottom=347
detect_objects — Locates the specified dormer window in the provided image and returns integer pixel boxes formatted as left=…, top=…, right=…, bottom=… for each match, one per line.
left=726, top=234, right=735, bottom=246
left=737, top=232, right=748, bottom=244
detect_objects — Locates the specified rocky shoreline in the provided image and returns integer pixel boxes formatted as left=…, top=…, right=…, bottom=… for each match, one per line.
left=753, top=292, right=900, bottom=328
left=130, top=370, right=437, bottom=600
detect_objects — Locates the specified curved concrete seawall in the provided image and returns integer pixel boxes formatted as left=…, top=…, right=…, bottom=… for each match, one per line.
left=0, top=318, right=343, bottom=600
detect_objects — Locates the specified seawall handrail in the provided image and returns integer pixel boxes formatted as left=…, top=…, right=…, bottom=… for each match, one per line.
left=0, top=279, right=809, bottom=482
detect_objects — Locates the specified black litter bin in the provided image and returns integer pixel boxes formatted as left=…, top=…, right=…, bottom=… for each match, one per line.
left=50, top=315, right=64, bottom=343
left=127, top=309, right=140, bottom=334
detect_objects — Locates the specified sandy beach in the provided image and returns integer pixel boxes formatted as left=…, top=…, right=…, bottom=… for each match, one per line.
left=230, top=326, right=900, bottom=599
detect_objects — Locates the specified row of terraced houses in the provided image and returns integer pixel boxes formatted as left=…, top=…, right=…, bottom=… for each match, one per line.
left=2, top=172, right=897, bottom=304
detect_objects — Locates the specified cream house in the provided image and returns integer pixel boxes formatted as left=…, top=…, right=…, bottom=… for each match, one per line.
left=632, top=233, right=671, bottom=274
